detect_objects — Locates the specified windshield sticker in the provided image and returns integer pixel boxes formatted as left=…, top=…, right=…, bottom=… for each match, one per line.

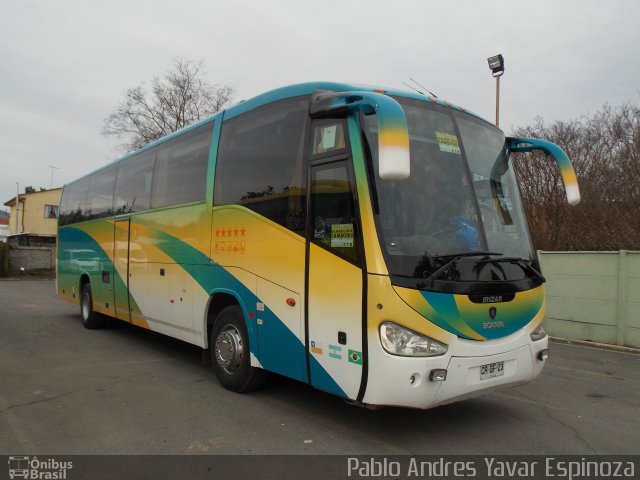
left=321, top=125, right=337, bottom=150
left=436, top=131, right=461, bottom=154
left=330, top=223, right=354, bottom=248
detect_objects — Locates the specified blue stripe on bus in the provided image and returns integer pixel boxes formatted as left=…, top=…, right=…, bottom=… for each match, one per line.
left=145, top=228, right=347, bottom=397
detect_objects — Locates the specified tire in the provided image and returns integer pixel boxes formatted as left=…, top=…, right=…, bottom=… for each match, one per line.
left=80, top=283, right=104, bottom=329
left=210, top=305, right=266, bottom=393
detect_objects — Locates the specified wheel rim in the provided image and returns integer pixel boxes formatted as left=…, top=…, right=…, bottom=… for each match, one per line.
left=214, top=325, right=244, bottom=374
left=81, top=293, right=90, bottom=321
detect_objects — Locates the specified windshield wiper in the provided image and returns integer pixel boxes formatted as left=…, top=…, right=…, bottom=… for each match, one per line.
left=475, top=256, right=546, bottom=283
left=422, top=251, right=502, bottom=283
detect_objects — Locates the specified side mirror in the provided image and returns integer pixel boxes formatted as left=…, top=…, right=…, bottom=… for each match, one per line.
left=310, top=90, right=410, bottom=180
left=507, top=137, right=581, bottom=206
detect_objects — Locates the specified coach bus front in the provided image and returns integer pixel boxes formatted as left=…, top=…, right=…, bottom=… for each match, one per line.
left=343, top=93, right=580, bottom=408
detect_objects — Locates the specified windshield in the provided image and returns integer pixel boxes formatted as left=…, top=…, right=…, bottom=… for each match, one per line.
left=364, top=97, right=537, bottom=288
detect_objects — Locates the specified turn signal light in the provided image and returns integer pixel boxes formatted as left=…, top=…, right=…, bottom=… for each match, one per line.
left=429, top=369, right=448, bottom=382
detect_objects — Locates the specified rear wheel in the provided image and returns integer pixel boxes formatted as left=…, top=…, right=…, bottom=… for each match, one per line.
left=80, top=283, right=104, bottom=329
left=210, top=305, right=266, bottom=392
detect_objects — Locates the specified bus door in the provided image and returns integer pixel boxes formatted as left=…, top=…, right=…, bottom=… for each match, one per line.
left=113, top=218, right=131, bottom=322
left=306, top=157, right=365, bottom=400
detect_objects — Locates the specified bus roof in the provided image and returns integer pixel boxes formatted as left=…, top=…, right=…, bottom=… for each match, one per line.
left=223, top=81, right=484, bottom=121
left=142, top=82, right=490, bottom=152
left=144, top=81, right=486, bottom=151
left=66, top=82, right=488, bottom=186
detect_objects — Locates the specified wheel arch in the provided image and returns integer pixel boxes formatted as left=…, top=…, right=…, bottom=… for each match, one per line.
left=79, top=273, right=90, bottom=293
left=204, top=289, right=254, bottom=350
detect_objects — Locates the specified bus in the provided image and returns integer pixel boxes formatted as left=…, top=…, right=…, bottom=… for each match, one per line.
left=57, top=82, right=580, bottom=409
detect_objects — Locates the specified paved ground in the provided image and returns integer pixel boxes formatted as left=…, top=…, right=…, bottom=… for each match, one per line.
left=1, top=279, right=639, bottom=455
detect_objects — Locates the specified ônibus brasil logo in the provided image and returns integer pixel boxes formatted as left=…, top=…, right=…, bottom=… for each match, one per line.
left=8, top=456, right=73, bottom=479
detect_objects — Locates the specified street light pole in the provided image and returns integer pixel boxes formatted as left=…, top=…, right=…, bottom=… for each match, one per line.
left=495, top=74, right=500, bottom=128
left=487, top=54, right=505, bottom=128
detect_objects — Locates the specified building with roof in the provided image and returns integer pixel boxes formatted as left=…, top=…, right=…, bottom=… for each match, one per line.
left=3, top=188, right=61, bottom=246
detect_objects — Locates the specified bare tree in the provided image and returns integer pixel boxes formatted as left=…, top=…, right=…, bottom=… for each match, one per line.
left=102, top=58, right=234, bottom=152
left=512, top=101, right=640, bottom=251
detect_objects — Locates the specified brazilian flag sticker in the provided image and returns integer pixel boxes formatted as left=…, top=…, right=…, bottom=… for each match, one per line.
left=348, top=350, right=362, bottom=365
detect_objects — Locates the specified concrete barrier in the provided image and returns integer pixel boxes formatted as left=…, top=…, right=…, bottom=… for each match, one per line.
left=538, top=251, right=640, bottom=349
left=8, top=246, right=55, bottom=273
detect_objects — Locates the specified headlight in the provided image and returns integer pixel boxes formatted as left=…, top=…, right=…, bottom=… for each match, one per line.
left=379, top=322, right=448, bottom=357
left=530, top=322, right=547, bottom=341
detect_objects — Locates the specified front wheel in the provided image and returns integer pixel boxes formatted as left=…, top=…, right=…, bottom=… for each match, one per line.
left=80, top=283, right=104, bottom=329
left=210, top=305, right=266, bottom=392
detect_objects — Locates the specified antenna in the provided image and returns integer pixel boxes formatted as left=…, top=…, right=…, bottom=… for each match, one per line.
left=48, top=165, right=60, bottom=189
left=410, top=77, right=438, bottom=98
left=402, top=81, right=424, bottom=95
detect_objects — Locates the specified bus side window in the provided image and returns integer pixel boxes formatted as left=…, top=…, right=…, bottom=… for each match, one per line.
left=151, top=122, right=213, bottom=209
left=87, top=166, right=117, bottom=220
left=310, top=162, right=360, bottom=264
left=214, top=98, right=308, bottom=235
left=114, top=150, right=155, bottom=214
left=59, top=178, right=90, bottom=225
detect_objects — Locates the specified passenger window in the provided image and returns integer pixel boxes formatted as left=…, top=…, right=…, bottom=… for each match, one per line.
left=214, top=98, right=308, bottom=234
left=114, top=150, right=155, bottom=214
left=151, top=122, right=213, bottom=208
left=310, top=162, right=360, bottom=263
left=59, top=178, right=90, bottom=225
left=87, top=167, right=117, bottom=219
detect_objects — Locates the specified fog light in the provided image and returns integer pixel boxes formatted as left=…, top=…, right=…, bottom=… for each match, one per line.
left=429, top=369, right=447, bottom=382
left=537, top=349, right=550, bottom=361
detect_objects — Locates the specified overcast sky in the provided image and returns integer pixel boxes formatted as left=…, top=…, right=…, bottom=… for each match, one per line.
left=1, top=0, right=639, bottom=208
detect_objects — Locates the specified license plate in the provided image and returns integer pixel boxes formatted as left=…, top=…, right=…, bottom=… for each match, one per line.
left=480, top=361, right=504, bottom=380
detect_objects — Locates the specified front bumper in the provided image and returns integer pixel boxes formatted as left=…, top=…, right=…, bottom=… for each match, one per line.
left=362, top=333, right=548, bottom=409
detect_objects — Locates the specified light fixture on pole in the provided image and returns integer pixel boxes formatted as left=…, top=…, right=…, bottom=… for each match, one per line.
left=487, top=54, right=504, bottom=127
